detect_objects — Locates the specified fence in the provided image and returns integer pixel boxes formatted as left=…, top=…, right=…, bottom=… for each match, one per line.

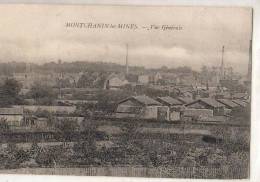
left=0, top=166, right=249, bottom=179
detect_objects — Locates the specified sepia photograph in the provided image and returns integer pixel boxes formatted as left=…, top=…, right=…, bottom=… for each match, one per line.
left=0, top=4, right=252, bottom=179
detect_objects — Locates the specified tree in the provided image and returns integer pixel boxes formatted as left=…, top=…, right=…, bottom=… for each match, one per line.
left=77, top=72, right=96, bottom=88
left=54, top=118, right=79, bottom=142
left=0, top=118, right=10, bottom=132
left=28, top=82, right=57, bottom=105
left=0, top=78, right=22, bottom=106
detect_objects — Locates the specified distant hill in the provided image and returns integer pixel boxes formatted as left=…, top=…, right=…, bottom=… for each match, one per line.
left=0, top=61, right=196, bottom=75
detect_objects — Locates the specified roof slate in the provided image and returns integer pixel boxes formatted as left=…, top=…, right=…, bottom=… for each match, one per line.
left=200, top=98, right=225, bottom=108
left=217, top=99, right=239, bottom=108
left=177, top=97, right=194, bottom=104
left=0, top=108, right=23, bottom=115
left=157, top=96, right=182, bottom=105
left=133, top=96, right=162, bottom=106
left=186, top=98, right=225, bottom=108
left=232, top=99, right=248, bottom=107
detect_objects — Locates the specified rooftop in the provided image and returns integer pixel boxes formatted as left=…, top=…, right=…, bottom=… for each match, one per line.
left=186, top=98, right=225, bottom=108
left=118, top=95, right=162, bottom=106
left=0, top=108, right=23, bottom=115
left=157, top=96, right=182, bottom=106
left=200, top=98, right=225, bottom=108
left=217, top=99, right=240, bottom=108
left=177, top=97, right=194, bottom=104
left=133, top=95, right=162, bottom=106
left=232, top=99, right=248, bottom=107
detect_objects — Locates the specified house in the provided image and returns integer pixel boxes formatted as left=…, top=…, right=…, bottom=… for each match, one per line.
left=115, top=95, right=169, bottom=120
left=182, top=108, right=213, bottom=121
left=13, top=72, right=57, bottom=89
left=157, top=96, right=183, bottom=121
left=185, top=98, right=225, bottom=116
left=138, top=75, right=149, bottom=85
left=0, top=108, right=24, bottom=126
left=104, top=73, right=129, bottom=90
left=152, top=72, right=162, bottom=84
left=138, top=72, right=163, bottom=85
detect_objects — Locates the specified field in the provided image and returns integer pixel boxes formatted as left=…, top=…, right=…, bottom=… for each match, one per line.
left=0, top=118, right=250, bottom=179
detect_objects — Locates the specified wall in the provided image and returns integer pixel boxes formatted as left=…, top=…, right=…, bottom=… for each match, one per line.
left=170, top=111, right=180, bottom=121
left=138, top=75, right=149, bottom=84
left=143, top=106, right=158, bottom=119
left=0, top=115, right=23, bottom=126
left=13, top=105, right=76, bottom=114
left=183, top=109, right=213, bottom=118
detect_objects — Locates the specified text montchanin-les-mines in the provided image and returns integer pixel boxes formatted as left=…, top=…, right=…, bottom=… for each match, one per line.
left=65, top=22, right=183, bottom=31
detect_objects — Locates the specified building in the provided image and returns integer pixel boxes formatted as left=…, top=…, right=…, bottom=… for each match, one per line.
left=157, top=96, right=183, bottom=121
left=182, top=108, right=213, bottom=121
left=0, top=107, right=24, bottom=126
left=185, top=98, right=225, bottom=116
left=104, top=73, right=129, bottom=90
left=115, top=95, right=169, bottom=120
left=151, top=72, right=162, bottom=84
left=138, top=75, right=149, bottom=84
left=138, top=72, right=163, bottom=85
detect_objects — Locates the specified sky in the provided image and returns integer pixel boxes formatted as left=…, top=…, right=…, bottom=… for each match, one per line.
left=0, top=4, right=252, bottom=74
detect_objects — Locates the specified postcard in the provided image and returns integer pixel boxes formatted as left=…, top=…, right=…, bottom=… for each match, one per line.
left=0, top=4, right=252, bottom=179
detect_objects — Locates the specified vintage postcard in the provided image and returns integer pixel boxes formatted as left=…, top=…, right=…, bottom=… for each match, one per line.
left=0, top=4, right=252, bottom=179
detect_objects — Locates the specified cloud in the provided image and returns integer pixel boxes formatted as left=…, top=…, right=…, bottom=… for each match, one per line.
left=0, top=5, right=252, bottom=75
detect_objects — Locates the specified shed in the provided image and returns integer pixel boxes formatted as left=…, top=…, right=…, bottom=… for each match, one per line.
left=0, top=107, right=24, bottom=126
left=115, top=95, right=169, bottom=120
left=185, top=98, right=225, bottom=116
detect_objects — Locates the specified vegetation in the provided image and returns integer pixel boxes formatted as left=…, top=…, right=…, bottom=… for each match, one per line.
left=28, top=82, right=58, bottom=105
left=0, top=78, right=22, bottom=106
left=0, top=118, right=10, bottom=132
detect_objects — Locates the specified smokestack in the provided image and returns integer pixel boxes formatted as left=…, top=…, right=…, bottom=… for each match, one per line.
left=126, top=44, right=129, bottom=75
left=221, top=46, right=225, bottom=79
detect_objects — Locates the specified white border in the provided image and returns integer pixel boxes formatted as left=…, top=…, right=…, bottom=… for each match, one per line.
left=0, top=1, right=259, bottom=182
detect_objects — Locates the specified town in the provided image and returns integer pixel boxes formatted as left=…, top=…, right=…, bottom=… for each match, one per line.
left=0, top=45, right=251, bottom=178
